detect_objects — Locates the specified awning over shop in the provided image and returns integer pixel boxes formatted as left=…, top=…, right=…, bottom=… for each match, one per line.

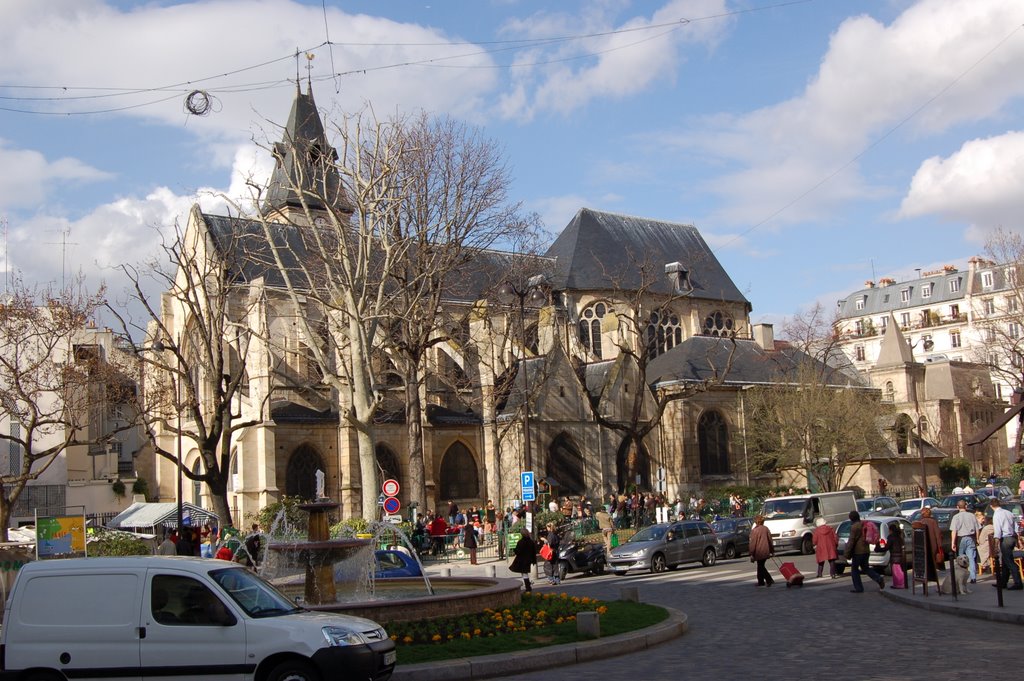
left=107, top=502, right=219, bottom=532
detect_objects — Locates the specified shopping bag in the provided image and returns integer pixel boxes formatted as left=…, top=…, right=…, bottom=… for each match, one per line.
left=610, top=533, right=620, bottom=548
left=891, top=563, right=906, bottom=589
left=539, top=544, right=553, bottom=560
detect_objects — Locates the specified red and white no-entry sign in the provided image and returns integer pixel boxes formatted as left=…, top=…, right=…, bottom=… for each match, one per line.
left=381, top=479, right=400, bottom=497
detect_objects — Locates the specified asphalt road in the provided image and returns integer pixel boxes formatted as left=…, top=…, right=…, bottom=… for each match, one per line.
left=491, top=552, right=1017, bottom=681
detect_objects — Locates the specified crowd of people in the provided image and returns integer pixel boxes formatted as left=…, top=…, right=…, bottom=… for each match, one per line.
left=156, top=522, right=262, bottom=568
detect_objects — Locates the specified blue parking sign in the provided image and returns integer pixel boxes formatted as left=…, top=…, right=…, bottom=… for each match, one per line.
left=521, top=471, right=535, bottom=501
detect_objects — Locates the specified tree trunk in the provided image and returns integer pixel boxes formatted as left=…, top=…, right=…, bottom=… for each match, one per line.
left=0, top=496, right=10, bottom=543
left=405, top=365, right=427, bottom=513
left=205, top=464, right=234, bottom=528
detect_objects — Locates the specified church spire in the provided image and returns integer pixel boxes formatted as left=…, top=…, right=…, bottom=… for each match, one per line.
left=874, top=314, right=916, bottom=368
left=261, top=80, right=351, bottom=219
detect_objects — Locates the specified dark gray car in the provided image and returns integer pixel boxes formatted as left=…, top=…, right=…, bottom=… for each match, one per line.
left=711, top=517, right=752, bottom=559
left=608, top=520, right=720, bottom=574
left=855, top=496, right=902, bottom=517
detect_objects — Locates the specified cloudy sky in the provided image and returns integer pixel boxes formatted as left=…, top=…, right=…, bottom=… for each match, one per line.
left=0, top=0, right=1022, bottom=330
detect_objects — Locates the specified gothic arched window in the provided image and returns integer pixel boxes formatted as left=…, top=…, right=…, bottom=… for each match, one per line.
left=703, top=310, right=735, bottom=337
left=547, top=433, right=586, bottom=495
left=646, top=308, right=683, bottom=359
left=439, top=442, right=479, bottom=500
left=698, top=411, right=730, bottom=475
left=286, top=445, right=326, bottom=500
left=578, top=302, right=609, bottom=359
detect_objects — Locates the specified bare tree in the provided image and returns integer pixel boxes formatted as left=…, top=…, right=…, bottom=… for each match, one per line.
left=978, top=228, right=1024, bottom=457
left=0, top=277, right=129, bottom=540
left=109, top=215, right=269, bottom=528
left=380, top=113, right=538, bottom=511
left=583, top=256, right=738, bottom=492
left=744, top=304, right=890, bottom=491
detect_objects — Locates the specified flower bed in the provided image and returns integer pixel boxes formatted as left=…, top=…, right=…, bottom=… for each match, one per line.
left=387, top=592, right=607, bottom=645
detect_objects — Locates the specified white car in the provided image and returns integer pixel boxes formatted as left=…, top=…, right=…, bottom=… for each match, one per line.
left=898, top=496, right=939, bottom=517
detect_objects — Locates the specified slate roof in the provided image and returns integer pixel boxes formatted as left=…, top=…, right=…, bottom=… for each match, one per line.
left=426, top=404, right=482, bottom=426
left=261, top=83, right=350, bottom=215
left=545, top=208, right=748, bottom=304
left=270, top=402, right=339, bottom=424
left=646, top=336, right=870, bottom=389
left=837, top=271, right=966, bottom=320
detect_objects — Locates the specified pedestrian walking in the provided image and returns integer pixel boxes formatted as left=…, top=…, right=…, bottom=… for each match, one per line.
left=950, top=499, right=980, bottom=584
left=811, top=517, right=839, bottom=579
left=977, top=512, right=994, bottom=574
left=544, top=522, right=561, bottom=585
left=990, top=498, right=1022, bottom=590
left=748, top=515, right=774, bottom=587
left=462, top=520, right=479, bottom=565
left=918, top=507, right=943, bottom=582
left=510, top=528, right=537, bottom=592
left=596, top=508, right=614, bottom=553
left=844, top=511, right=884, bottom=593
left=886, top=520, right=907, bottom=588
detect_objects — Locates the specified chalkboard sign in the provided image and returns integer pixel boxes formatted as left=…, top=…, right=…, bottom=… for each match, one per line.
left=912, top=527, right=928, bottom=590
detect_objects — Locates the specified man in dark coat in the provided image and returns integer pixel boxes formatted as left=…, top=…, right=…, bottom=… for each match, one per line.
left=749, top=515, right=775, bottom=587
left=844, top=511, right=884, bottom=593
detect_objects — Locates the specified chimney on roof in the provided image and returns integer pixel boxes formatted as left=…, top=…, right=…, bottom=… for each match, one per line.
left=752, top=323, right=774, bottom=351
left=865, top=280, right=875, bottom=288
left=664, top=261, right=692, bottom=294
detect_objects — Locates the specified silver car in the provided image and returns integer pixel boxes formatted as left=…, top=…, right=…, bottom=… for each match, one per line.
left=835, top=516, right=913, bottom=575
left=608, top=521, right=720, bottom=575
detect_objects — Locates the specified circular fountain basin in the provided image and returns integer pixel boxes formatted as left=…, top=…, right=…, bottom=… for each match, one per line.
left=297, top=576, right=523, bottom=624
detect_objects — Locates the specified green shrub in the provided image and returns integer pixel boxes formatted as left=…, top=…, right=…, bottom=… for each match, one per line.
left=88, top=529, right=150, bottom=556
left=939, top=458, right=971, bottom=486
left=131, top=477, right=150, bottom=499
left=251, top=496, right=309, bottom=538
left=111, top=479, right=126, bottom=498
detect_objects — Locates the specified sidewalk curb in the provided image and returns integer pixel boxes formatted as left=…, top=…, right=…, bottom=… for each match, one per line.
left=390, top=606, right=688, bottom=681
left=881, top=587, right=1024, bottom=625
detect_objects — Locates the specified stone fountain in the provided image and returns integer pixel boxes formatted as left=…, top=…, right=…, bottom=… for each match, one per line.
left=257, top=470, right=521, bottom=623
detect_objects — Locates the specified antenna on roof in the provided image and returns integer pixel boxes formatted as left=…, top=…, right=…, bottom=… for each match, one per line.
left=305, top=52, right=315, bottom=91
left=294, top=48, right=301, bottom=94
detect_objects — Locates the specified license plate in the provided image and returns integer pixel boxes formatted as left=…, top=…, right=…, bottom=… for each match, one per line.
left=384, top=650, right=397, bottom=666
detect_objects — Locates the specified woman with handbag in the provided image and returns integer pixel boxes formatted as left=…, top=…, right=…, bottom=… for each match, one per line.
left=886, top=520, right=907, bottom=588
left=543, top=522, right=561, bottom=585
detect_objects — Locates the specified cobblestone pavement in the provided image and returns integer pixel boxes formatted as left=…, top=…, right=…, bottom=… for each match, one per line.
left=476, top=554, right=1019, bottom=681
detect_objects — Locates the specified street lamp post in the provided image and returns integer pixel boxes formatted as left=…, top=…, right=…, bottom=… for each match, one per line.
left=499, top=275, right=548, bottom=535
left=151, top=339, right=184, bottom=534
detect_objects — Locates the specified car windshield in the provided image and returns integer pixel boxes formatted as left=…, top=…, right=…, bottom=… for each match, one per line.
left=211, top=567, right=303, bottom=618
left=856, top=500, right=874, bottom=512
left=762, top=499, right=808, bottom=519
left=628, top=525, right=667, bottom=542
left=939, top=496, right=967, bottom=507
left=711, top=521, right=732, bottom=533
left=900, top=499, right=932, bottom=511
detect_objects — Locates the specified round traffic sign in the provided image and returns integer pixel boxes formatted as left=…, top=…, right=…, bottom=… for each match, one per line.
left=381, top=478, right=400, bottom=497
left=383, top=496, right=401, bottom=514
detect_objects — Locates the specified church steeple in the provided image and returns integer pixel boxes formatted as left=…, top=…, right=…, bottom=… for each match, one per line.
left=261, top=81, right=351, bottom=220
left=874, top=314, right=916, bottom=368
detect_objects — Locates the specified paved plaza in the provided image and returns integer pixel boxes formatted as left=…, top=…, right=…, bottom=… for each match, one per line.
left=421, top=553, right=1021, bottom=681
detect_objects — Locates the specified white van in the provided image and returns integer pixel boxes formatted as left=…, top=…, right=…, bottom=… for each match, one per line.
left=760, top=491, right=857, bottom=554
left=0, top=556, right=396, bottom=681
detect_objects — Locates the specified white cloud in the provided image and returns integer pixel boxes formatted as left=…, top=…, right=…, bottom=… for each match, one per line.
left=498, top=0, right=731, bottom=120
left=0, top=139, right=111, bottom=211
left=899, top=131, right=1024, bottom=229
left=0, top=0, right=498, bottom=141
left=665, top=0, right=1024, bottom=227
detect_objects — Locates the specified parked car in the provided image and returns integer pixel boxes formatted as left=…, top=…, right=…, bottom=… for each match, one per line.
left=835, top=516, right=914, bottom=575
left=984, top=500, right=1024, bottom=525
left=855, top=496, right=902, bottom=517
left=899, top=497, right=939, bottom=518
left=909, top=507, right=957, bottom=554
left=938, top=493, right=990, bottom=513
left=608, top=520, right=720, bottom=575
left=976, top=485, right=1015, bottom=501
left=711, top=517, right=753, bottom=559
left=375, top=549, right=423, bottom=578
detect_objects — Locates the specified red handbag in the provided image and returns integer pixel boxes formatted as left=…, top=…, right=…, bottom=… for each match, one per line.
left=539, top=544, right=553, bottom=560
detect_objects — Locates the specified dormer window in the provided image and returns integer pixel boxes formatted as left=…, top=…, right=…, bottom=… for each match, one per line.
left=922, top=283, right=932, bottom=299
left=855, top=296, right=866, bottom=310
left=982, top=271, right=994, bottom=289
left=664, top=262, right=692, bottom=294
left=949, top=278, right=961, bottom=293
left=900, top=288, right=911, bottom=303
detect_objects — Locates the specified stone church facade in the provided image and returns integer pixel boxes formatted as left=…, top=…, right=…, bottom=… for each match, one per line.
left=148, top=85, right=911, bottom=523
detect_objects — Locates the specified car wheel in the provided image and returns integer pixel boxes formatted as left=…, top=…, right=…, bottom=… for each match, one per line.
left=556, top=560, right=569, bottom=581
left=267, top=660, right=320, bottom=681
left=651, top=553, right=668, bottom=574
left=612, top=570, right=627, bottom=576
left=724, top=543, right=737, bottom=560
left=702, top=547, right=717, bottom=567
left=800, top=535, right=814, bottom=555
left=590, top=558, right=606, bottom=576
